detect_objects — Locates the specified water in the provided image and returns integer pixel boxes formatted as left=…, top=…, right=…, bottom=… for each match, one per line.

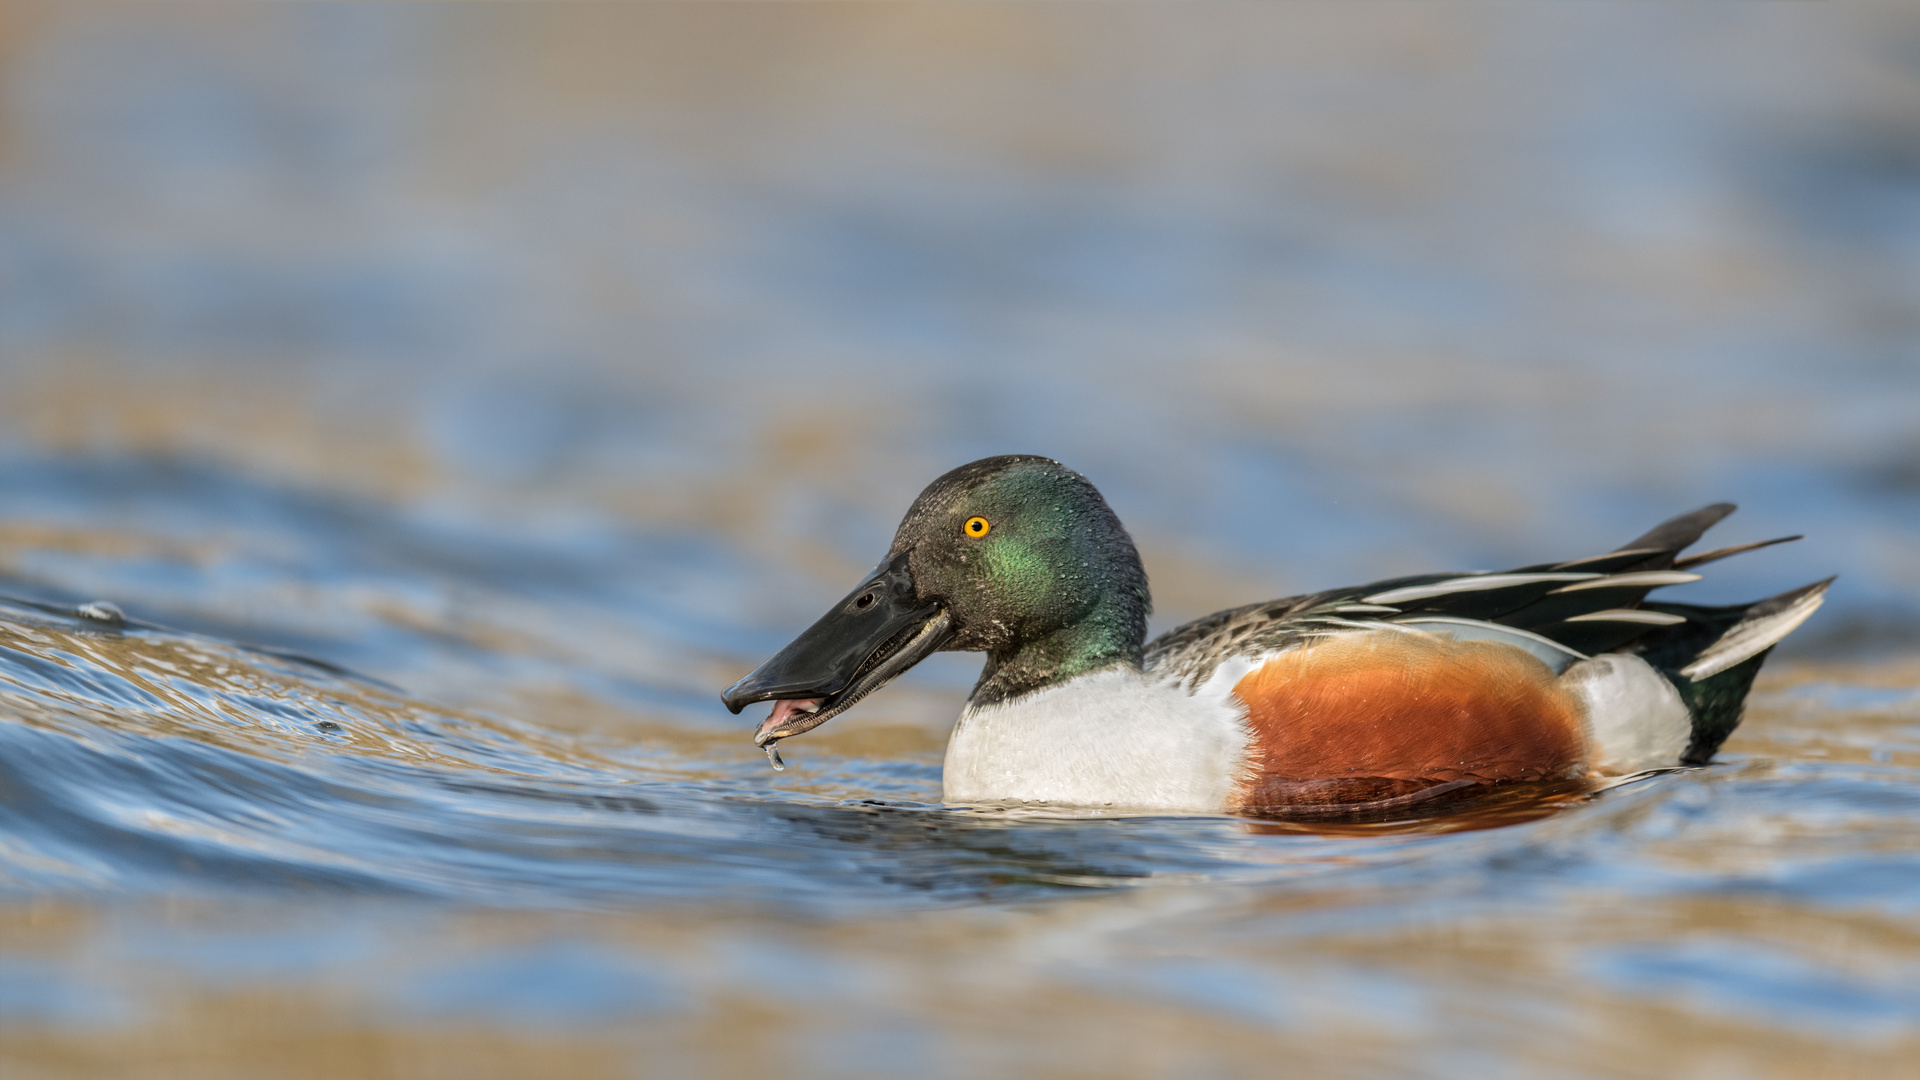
left=1, top=5, right=1918, bottom=1078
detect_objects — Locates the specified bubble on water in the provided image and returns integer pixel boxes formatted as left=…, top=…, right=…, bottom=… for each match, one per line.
left=76, top=601, right=125, bottom=627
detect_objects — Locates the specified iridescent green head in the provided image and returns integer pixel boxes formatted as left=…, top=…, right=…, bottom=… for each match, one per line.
left=721, top=456, right=1151, bottom=747
left=890, top=455, right=1149, bottom=698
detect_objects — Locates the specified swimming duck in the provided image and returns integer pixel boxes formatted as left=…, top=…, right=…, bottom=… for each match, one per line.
left=721, top=455, right=1829, bottom=814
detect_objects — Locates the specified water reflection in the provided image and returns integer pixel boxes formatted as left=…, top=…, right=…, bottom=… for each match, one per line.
left=2, top=572, right=1918, bottom=1071
left=0, top=597, right=1473, bottom=906
left=0, top=3, right=1917, bottom=1078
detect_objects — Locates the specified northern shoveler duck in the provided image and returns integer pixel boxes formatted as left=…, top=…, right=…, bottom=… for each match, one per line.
left=722, top=455, right=1830, bottom=814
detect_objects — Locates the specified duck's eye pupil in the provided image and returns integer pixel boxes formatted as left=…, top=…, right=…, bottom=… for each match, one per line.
left=965, top=516, right=991, bottom=537
left=856, top=592, right=875, bottom=609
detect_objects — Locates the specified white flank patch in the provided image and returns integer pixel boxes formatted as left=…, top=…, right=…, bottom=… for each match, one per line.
left=943, top=667, right=1250, bottom=813
left=1558, top=653, right=1692, bottom=774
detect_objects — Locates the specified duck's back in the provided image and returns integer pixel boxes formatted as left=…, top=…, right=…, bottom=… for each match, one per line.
left=1139, top=503, right=1829, bottom=814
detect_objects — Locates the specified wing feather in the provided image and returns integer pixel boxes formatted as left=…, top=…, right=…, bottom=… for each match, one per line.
left=1143, top=503, right=1806, bottom=683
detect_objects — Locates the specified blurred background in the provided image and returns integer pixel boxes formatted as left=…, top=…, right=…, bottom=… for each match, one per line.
left=1, top=5, right=1917, bottom=1079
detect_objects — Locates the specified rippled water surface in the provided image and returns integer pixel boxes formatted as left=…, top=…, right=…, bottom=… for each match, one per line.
left=2, top=5, right=1919, bottom=1078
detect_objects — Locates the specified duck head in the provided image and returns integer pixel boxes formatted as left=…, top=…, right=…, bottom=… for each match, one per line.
left=721, top=455, right=1150, bottom=749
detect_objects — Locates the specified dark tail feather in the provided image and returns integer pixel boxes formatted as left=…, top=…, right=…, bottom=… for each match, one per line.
left=1674, top=651, right=1771, bottom=766
left=1538, top=502, right=1740, bottom=576
left=1635, top=577, right=1834, bottom=765
left=1619, top=503, right=1737, bottom=569
left=1674, top=534, right=1804, bottom=571
left=1508, top=503, right=1822, bottom=765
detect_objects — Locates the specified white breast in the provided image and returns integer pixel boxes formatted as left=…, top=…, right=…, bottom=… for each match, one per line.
left=941, top=667, right=1250, bottom=812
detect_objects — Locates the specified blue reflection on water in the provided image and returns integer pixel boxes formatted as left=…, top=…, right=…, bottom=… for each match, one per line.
left=397, top=942, right=681, bottom=1026
left=1589, top=939, right=1920, bottom=1039
left=0, top=5, right=1915, bottom=1073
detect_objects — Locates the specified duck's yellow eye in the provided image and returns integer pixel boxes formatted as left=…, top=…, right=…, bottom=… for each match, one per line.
left=964, top=516, right=991, bottom=538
